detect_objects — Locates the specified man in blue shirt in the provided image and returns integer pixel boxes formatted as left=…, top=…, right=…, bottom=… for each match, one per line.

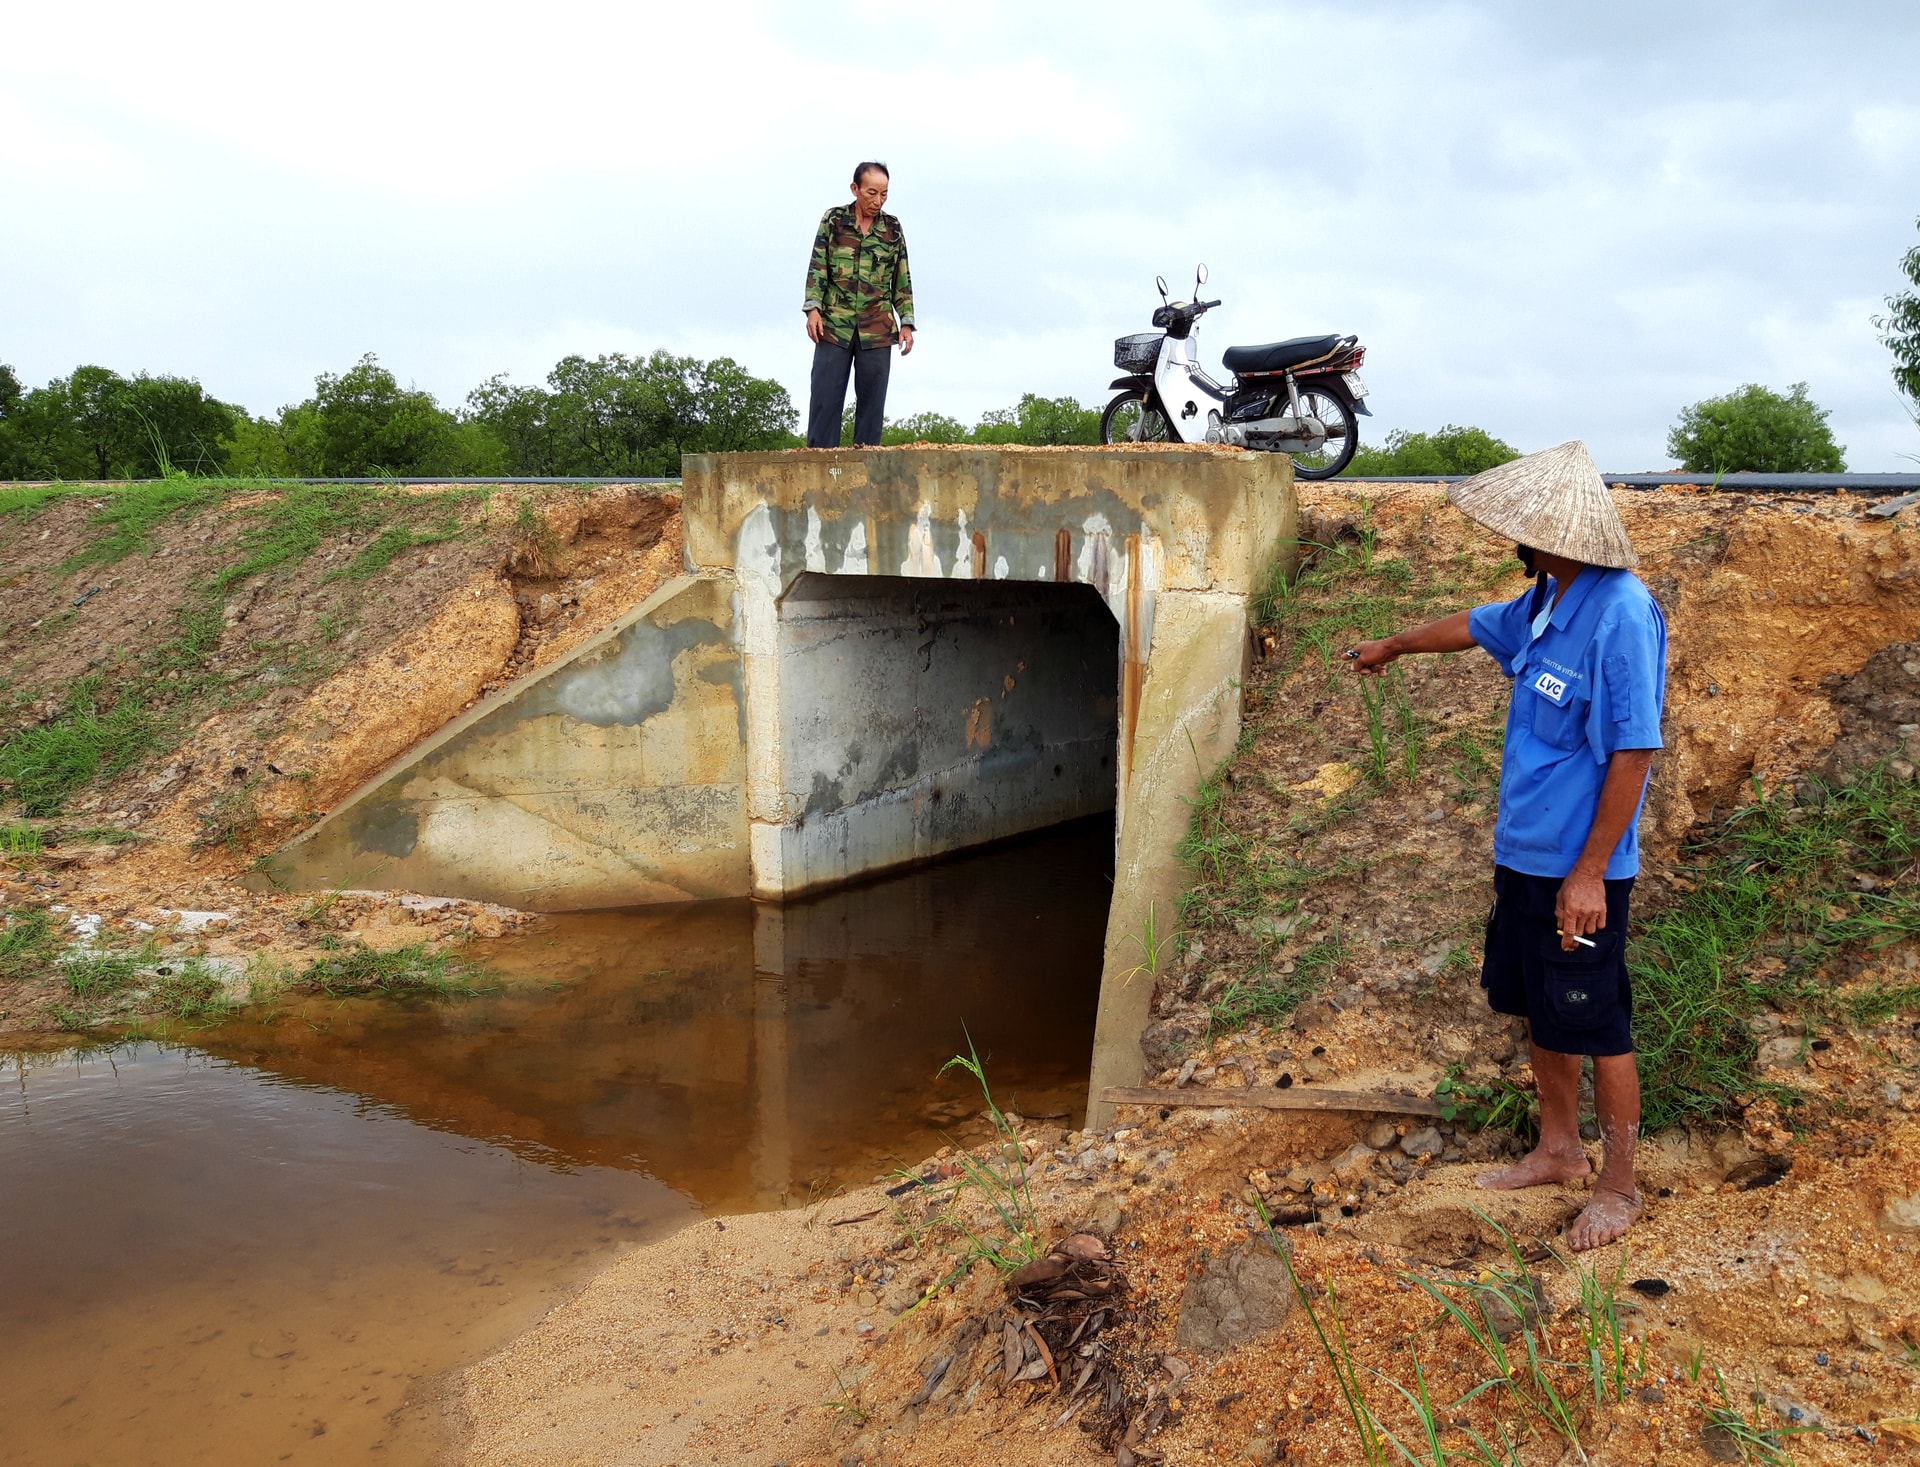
left=1347, top=442, right=1666, bottom=1251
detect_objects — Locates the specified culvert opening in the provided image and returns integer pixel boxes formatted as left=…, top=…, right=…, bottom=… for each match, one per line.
left=767, top=571, right=1121, bottom=898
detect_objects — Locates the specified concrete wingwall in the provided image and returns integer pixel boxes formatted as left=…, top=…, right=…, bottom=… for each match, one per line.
left=262, top=446, right=1295, bottom=1111
left=263, top=575, right=750, bottom=911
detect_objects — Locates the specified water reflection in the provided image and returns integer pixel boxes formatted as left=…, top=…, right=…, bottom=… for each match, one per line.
left=197, top=815, right=1113, bottom=1209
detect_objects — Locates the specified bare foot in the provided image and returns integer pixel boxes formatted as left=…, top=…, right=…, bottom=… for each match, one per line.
left=1474, top=1146, right=1592, bottom=1191
left=1567, top=1185, right=1643, bottom=1251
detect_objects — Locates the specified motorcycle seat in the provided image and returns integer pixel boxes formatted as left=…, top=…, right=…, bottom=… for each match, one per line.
left=1221, top=334, right=1343, bottom=375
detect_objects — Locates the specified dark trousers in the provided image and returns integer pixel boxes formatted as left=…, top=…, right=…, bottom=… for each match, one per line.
left=806, top=334, right=891, bottom=447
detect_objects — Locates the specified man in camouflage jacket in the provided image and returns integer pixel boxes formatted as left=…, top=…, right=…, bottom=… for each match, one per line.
left=803, top=161, right=915, bottom=447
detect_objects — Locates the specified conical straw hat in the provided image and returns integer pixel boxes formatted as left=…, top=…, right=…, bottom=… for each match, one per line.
left=1445, top=441, right=1636, bottom=569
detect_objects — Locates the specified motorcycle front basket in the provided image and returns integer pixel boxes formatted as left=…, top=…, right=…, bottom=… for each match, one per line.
left=1113, top=333, right=1162, bottom=373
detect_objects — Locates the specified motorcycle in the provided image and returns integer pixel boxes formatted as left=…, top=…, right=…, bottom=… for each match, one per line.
left=1099, top=264, right=1371, bottom=479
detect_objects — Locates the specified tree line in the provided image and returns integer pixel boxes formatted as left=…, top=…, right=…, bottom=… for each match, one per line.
left=0, top=352, right=1136, bottom=481
left=0, top=351, right=804, bottom=481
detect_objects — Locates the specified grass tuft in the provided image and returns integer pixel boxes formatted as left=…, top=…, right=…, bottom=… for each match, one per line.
left=297, top=943, right=490, bottom=1000
left=1630, top=762, right=1920, bottom=1128
left=0, top=908, right=60, bottom=982
left=0, top=675, right=155, bottom=817
left=57, top=482, right=215, bottom=572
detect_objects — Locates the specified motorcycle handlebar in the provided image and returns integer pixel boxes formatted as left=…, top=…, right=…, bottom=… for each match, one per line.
left=1201, top=299, right=1221, bottom=309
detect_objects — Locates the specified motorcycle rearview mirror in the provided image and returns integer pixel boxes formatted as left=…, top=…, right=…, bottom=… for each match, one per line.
left=1196, top=263, right=1209, bottom=287
left=1155, top=274, right=1168, bottom=302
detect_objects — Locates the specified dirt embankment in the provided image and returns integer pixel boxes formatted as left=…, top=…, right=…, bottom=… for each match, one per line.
left=0, top=482, right=680, bottom=1032
left=453, top=483, right=1920, bottom=1467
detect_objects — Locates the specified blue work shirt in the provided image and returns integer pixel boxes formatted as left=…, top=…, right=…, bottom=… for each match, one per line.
left=1467, top=567, right=1667, bottom=879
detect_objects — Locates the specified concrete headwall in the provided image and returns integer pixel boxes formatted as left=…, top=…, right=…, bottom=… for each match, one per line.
left=689, top=447, right=1294, bottom=898
left=774, top=573, right=1118, bottom=896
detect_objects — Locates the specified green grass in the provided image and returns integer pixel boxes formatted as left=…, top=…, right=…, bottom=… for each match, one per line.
left=58, top=825, right=146, bottom=845
left=1210, top=932, right=1351, bottom=1029
left=61, top=940, right=162, bottom=1005
left=57, top=481, right=216, bottom=572
left=338, top=513, right=463, bottom=579
left=2, top=822, right=43, bottom=856
left=0, top=485, right=70, bottom=519
left=0, top=908, right=59, bottom=982
left=146, top=958, right=235, bottom=1023
left=1629, top=763, right=1920, bottom=1129
left=1182, top=512, right=1498, bottom=1038
left=296, top=943, right=490, bottom=1000
left=0, top=675, right=156, bottom=816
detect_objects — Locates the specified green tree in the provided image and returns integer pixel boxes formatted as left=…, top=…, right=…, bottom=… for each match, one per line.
left=880, top=410, right=970, bottom=445
left=1344, top=424, right=1520, bottom=477
left=0, top=363, right=26, bottom=478
left=0, top=365, right=236, bottom=479
left=468, top=351, right=797, bottom=475
left=1875, top=214, right=1920, bottom=406
left=218, top=414, right=293, bottom=477
left=1666, top=382, right=1845, bottom=474
left=118, top=373, right=239, bottom=475
left=971, top=393, right=1101, bottom=446
left=279, top=354, right=474, bottom=476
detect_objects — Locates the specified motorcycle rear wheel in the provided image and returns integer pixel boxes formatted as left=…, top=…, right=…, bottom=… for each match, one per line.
left=1100, top=391, right=1171, bottom=446
left=1286, top=385, right=1359, bottom=479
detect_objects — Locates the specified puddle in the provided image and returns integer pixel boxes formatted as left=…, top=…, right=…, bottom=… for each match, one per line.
left=0, top=817, right=1112, bottom=1466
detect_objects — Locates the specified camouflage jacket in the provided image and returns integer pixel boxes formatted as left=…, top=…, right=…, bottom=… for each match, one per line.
left=803, top=205, right=914, bottom=350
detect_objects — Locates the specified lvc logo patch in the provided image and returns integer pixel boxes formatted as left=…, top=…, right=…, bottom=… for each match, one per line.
left=1532, top=670, right=1569, bottom=701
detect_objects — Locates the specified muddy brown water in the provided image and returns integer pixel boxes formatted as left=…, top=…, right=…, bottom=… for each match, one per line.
left=0, top=818, right=1111, bottom=1467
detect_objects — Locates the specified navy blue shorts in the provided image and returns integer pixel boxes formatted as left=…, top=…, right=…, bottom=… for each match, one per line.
left=1480, top=865, right=1636, bottom=1057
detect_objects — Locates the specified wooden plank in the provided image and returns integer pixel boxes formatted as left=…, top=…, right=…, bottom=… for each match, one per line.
left=1101, top=1085, right=1443, bottom=1118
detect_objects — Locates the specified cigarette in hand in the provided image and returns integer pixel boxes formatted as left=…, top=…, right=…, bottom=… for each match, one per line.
left=1556, top=930, right=1597, bottom=948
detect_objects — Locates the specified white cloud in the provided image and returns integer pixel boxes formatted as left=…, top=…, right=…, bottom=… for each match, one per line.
left=2, top=0, right=1917, bottom=466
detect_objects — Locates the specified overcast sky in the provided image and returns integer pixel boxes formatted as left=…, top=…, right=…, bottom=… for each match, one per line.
left=5, top=0, right=1918, bottom=469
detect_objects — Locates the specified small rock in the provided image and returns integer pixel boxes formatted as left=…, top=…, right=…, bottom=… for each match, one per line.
left=1399, top=1126, right=1444, bottom=1160
left=1700, top=1423, right=1743, bottom=1462
left=856, top=1290, right=877, bottom=1309
left=470, top=911, right=506, bottom=939
left=1479, top=1275, right=1547, bottom=1340
left=1880, top=1192, right=1920, bottom=1231
left=1175, top=1241, right=1293, bottom=1352
left=1628, top=1278, right=1671, bottom=1298
left=1141, top=1004, right=1210, bottom=1070
left=1756, top=1036, right=1804, bottom=1069
left=1366, top=1120, right=1399, bottom=1150
left=1635, top=1385, right=1667, bottom=1405
left=1767, top=1393, right=1823, bottom=1428
left=1328, top=1142, right=1378, bottom=1183
left=1176, top=1058, right=1199, bottom=1088
left=1814, top=1351, right=1830, bottom=1366
left=1886, top=1081, right=1904, bottom=1106
left=1839, top=1273, right=1889, bottom=1304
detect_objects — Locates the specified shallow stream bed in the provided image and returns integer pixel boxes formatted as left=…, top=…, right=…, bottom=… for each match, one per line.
left=0, top=818, right=1111, bottom=1467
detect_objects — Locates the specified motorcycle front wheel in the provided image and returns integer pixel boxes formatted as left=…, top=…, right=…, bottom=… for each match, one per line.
left=1100, top=391, right=1171, bottom=446
left=1288, top=385, right=1359, bottom=479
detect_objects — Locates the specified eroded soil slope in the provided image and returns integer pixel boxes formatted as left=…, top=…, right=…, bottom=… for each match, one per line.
left=0, top=481, right=680, bottom=1033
